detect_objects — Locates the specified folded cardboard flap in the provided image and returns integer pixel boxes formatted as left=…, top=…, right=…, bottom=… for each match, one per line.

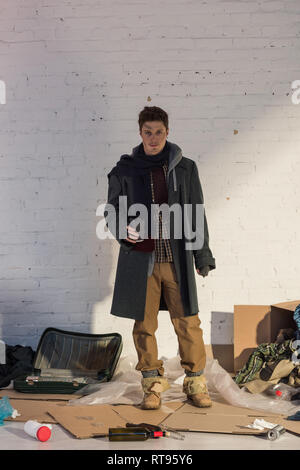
left=234, top=300, right=300, bottom=372
left=272, top=301, right=300, bottom=312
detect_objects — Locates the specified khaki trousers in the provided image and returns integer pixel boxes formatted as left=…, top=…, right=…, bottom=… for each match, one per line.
left=132, top=262, right=206, bottom=376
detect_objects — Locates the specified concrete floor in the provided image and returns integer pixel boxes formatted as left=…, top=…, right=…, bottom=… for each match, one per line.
left=0, top=420, right=299, bottom=450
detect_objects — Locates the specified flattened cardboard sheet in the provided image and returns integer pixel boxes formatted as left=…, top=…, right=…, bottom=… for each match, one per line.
left=4, top=399, right=63, bottom=424
left=112, top=401, right=184, bottom=427
left=46, top=402, right=183, bottom=439
left=8, top=397, right=299, bottom=438
left=47, top=403, right=128, bottom=439
left=0, top=389, right=82, bottom=401
left=168, top=400, right=284, bottom=417
left=161, top=401, right=286, bottom=435
left=281, top=418, right=300, bottom=436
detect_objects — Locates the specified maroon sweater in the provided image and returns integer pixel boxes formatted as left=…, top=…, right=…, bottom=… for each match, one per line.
left=132, top=165, right=168, bottom=252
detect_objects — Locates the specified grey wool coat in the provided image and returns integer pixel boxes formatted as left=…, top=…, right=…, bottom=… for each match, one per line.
left=104, top=140, right=216, bottom=321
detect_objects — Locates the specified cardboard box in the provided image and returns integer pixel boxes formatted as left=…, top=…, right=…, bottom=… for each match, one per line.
left=234, top=300, right=300, bottom=372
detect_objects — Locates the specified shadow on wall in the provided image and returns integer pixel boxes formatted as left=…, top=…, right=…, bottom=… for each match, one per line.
left=233, top=313, right=270, bottom=374
left=210, top=311, right=234, bottom=372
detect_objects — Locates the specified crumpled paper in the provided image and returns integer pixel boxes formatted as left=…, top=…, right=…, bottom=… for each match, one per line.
left=246, top=419, right=277, bottom=430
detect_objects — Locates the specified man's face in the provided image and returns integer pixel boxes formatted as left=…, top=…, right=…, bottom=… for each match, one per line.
left=140, top=121, right=169, bottom=155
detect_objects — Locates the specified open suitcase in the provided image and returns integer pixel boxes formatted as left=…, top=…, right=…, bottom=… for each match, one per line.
left=13, top=327, right=122, bottom=394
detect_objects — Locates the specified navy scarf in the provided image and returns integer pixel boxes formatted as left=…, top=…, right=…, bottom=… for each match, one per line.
left=107, top=141, right=170, bottom=236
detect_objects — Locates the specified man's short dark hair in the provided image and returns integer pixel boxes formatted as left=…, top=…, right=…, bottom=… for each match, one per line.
left=138, top=106, right=169, bottom=132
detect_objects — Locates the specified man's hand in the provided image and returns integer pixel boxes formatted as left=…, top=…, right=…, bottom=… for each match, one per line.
left=125, top=225, right=141, bottom=244
left=196, top=266, right=210, bottom=277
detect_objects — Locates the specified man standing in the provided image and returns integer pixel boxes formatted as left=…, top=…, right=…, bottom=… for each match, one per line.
left=104, top=106, right=215, bottom=409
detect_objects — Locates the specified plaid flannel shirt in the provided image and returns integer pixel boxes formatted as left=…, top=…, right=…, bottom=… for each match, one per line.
left=150, top=162, right=174, bottom=263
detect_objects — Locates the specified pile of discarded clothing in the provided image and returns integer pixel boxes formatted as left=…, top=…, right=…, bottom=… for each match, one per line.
left=0, top=345, right=35, bottom=389
left=233, top=304, right=300, bottom=395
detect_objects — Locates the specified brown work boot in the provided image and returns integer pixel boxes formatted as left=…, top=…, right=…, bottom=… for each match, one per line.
left=183, top=375, right=212, bottom=408
left=140, top=376, right=170, bottom=410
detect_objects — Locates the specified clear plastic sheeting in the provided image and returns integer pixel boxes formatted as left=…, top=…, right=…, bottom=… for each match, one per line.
left=205, top=357, right=300, bottom=416
left=69, top=355, right=300, bottom=416
left=69, top=355, right=187, bottom=409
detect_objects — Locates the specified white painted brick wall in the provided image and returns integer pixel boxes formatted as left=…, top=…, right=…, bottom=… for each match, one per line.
left=0, top=1, right=300, bottom=363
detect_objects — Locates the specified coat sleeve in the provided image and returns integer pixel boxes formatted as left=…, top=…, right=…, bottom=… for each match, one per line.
left=104, top=172, right=135, bottom=253
left=189, top=161, right=216, bottom=271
